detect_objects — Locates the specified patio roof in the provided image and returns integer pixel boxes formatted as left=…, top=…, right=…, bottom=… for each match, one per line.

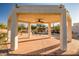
left=7, top=4, right=72, bottom=51
left=8, top=13, right=71, bottom=23
left=8, top=4, right=71, bottom=23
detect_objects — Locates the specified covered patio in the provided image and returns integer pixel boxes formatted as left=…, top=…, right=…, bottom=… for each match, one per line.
left=7, top=4, right=72, bottom=54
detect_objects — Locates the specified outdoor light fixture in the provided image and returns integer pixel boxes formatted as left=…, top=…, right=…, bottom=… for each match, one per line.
left=16, top=4, right=19, bottom=8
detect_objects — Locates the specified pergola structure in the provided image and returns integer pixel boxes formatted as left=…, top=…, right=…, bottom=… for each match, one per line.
left=7, top=4, right=72, bottom=51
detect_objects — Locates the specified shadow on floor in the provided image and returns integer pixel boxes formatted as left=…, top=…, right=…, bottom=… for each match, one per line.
left=72, top=37, right=79, bottom=40
left=51, top=34, right=60, bottom=40
left=74, top=48, right=79, bottom=56
left=18, top=37, right=29, bottom=39
left=0, top=37, right=50, bottom=45
left=18, top=37, right=50, bottom=43
left=47, top=49, right=65, bottom=56
left=8, top=41, right=71, bottom=56
left=8, top=43, right=60, bottom=56
left=26, top=43, right=60, bottom=56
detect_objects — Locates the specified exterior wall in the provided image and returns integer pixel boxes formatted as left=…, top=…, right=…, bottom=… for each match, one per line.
left=72, top=23, right=79, bottom=33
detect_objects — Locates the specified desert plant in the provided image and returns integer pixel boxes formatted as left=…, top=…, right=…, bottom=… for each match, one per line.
left=0, top=33, right=7, bottom=50
left=0, top=33, right=7, bottom=42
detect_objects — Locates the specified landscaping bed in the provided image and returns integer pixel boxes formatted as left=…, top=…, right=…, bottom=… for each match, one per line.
left=0, top=33, right=8, bottom=56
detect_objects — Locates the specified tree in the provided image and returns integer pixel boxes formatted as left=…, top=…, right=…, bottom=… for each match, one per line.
left=0, top=23, right=7, bottom=29
left=31, top=24, right=46, bottom=34
left=18, top=24, right=26, bottom=32
left=36, top=24, right=46, bottom=32
left=31, top=25, right=36, bottom=30
left=54, top=25, right=60, bottom=31
left=52, top=25, right=60, bottom=33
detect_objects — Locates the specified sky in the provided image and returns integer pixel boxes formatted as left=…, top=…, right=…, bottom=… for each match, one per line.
left=0, top=3, right=79, bottom=25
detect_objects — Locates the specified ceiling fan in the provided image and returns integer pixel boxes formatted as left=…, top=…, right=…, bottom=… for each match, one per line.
left=32, top=18, right=48, bottom=23
left=35, top=18, right=46, bottom=23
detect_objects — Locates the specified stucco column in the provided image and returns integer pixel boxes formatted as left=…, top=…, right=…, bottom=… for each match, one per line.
left=60, top=10, right=67, bottom=51
left=28, top=23, right=32, bottom=39
left=67, top=19, right=72, bottom=42
left=10, top=9, right=18, bottom=50
left=48, top=23, right=51, bottom=38
left=7, top=20, right=11, bottom=43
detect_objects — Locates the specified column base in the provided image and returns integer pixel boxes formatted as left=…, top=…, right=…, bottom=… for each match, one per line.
left=60, top=47, right=67, bottom=51
left=10, top=36, right=18, bottom=51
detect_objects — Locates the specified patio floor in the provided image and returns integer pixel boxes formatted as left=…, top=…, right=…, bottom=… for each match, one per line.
left=7, top=34, right=79, bottom=56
